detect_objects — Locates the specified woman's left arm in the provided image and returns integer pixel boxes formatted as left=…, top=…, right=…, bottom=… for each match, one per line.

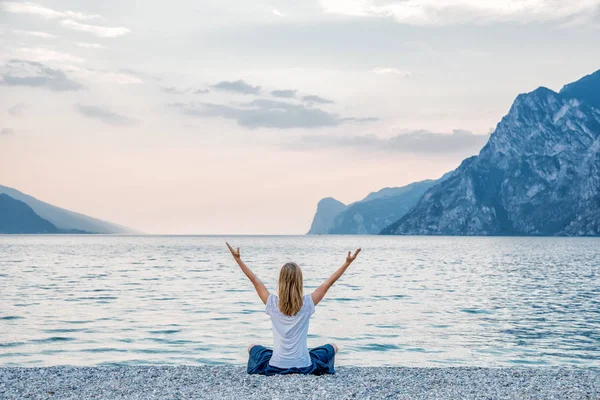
left=226, top=242, right=270, bottom=304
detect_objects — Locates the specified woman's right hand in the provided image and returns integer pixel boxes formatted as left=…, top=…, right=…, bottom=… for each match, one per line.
left=226, top=242, right=241, bottom=261
left=346, top=248, right=361, bottom=264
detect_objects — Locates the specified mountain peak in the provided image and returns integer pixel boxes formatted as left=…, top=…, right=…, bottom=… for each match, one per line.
left=511, top=86, right=560, bottom=111
left=307, top=197, right=347, bottom=234
left=317, top=197, right=346, bottom=207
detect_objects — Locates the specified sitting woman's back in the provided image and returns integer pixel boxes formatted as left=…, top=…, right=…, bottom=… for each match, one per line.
left=266, top=291, right=315, bottom=368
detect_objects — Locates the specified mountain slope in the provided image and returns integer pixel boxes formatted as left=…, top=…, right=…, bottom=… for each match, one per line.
left=327, top=179, right=440, bottom=234
left=0, top=194, right=59, bottom=233
left=382, top=71, right=600, bottom=236
left=560, top=69, right=600, bottom=109
left=0, top=185, right=138, bottom=234
left=307, top=198, right=347, bottom=234
left=307, top=173, right=452, bottom=235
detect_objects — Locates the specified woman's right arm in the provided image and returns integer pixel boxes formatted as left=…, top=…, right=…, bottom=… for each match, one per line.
left=312, top=248, right=361, bottom=306
left=226, top=242, right=270, bottom=304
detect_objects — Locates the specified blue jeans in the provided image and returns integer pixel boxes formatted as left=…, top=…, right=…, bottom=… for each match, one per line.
left=247, top=344, right=336, bottom=376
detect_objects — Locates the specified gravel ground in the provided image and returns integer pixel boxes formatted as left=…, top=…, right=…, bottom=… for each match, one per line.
left=1, top=366, right=599, bottom=400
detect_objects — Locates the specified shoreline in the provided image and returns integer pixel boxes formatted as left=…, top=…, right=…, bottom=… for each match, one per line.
left=1, top=366, right=599, bottom=399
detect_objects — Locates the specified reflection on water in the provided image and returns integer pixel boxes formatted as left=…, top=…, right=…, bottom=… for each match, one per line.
left=1, top=235, right=599, bottom=367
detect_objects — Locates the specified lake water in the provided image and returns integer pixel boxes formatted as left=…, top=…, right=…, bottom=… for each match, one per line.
left=1, top=235, right=599, bottom=367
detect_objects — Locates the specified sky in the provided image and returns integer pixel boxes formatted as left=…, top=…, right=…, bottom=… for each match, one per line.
left=1, top=0, right=600, bottom=234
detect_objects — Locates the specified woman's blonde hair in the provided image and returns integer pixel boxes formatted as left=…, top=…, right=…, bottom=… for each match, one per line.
left=278, top=262, right=304, bottom=316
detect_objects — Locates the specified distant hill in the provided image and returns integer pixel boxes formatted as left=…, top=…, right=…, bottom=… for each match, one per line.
left=306, top=173, right=451, bottom=235
left=327, top=179, right=442, bottom=235
left=0, top=194, right=58, bottom=233
left=0, top=185, right=138, bottom=234
left=382, top=69, right=600, bottom=236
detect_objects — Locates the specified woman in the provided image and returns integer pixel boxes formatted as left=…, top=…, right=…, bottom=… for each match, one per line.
left=226, top=242, right=361, bottom=376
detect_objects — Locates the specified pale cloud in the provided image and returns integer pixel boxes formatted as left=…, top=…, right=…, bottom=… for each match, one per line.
left=12, top=30, right=57, bottom=39
left=0, top=60, right=84, bottom=91
left=302, top=94, right=335, bottom=104
left=372, top=67, right=411, bottom=77
left=8, top=103, right=27, bottom=117
left=320, top=0, right=600, bottom=25
left=162, top=86, right=190, bottom=94
left=118, top=68, right=161, bottom=82
left=272, top=9, right=285, bottom=17
left=61, top=19, right=130, bottom=38
left=288, top=129, right=489, bottom=154
left=2, top=2, right=100, bottom=20
left=271, top=89, right=297, bottom=98
left=75, top=104, right=135, bottom=126
left=212, top=80, right=261, bottom=95
left=13, top=47, right=85, bottom=64
left=76, top=42, right=106, bottom=49
left=67, top=67, right=143, bottom=85
left=3, top=2, right=128, bottom=38
left=171, top=99, right=374, bottom=129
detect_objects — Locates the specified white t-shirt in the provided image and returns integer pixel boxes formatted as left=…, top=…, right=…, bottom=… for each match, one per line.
left=265, top=293, right=315, bottom=368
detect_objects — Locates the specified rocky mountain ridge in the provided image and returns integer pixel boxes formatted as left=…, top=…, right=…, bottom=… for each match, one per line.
left=382, top=69, right=600, bottom=236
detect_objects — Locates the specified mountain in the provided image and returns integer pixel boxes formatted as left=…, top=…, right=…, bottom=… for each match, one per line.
left=327, top=179, right=440, bottom=234
left=0, top=185, right=138, bottom=234
left=307, top=174, right=450, bottom=235
left=0, top=194, right=59, bottom=233
left=382, top=70, right=600, bottom=236
left=360, top=185, right=423, bottom=203
left=307, top=197, right=347, bottom=234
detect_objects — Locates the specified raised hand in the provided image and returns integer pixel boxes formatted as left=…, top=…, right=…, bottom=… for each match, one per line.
left=346, top=248, right=361, bottom=264
left=226, top=242, right=241, bottom=260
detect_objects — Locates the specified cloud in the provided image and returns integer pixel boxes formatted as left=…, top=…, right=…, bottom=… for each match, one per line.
left=67, top=67, right=143, bottom=85
left=161, top=86, right=189, bottom=94
left=14, top=47, right=85, bottom=64
left=61, top=19, right=130, bottom=38
left=8, top=103, right=27, bottom=117
left=212, top=80, right=261, bottom=95
left=271, top=89, right=297, bottom=98
left=302, top=95, right=335, bottom=104
left=118, top=68, right=160, bottom=82
left=1, top=128, right=14, bottom=135
left=2, top=2, right=100, bottom=20
left=171, top=99, right=374, bottom=129
left=12, top=30, right=57, bottom=39
left=75, top=104, right=135, bottom=126
left=195, top=89, right=210, bottom=94
left=340, top=117, right=379, bottom=123
left=272, top=9, right=285, bottom=17
left=320, top=0, right=600, bottom=25
left=288, top=129, right=489, bottom=154
left=76, top=42, right=105, bottom=49
left=0, top=60, right=83, bottom=91
left=372, top=67, right=411, bottom=77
